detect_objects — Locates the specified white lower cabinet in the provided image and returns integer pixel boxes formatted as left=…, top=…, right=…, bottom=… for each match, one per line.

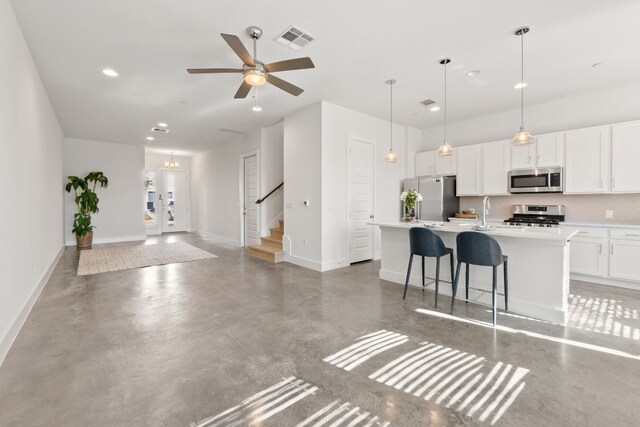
left=570, top=231, right=608, bottom=277
left=609, top=229, right=640, bottom=282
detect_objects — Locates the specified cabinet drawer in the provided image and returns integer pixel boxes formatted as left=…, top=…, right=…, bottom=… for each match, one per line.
left=571, top=228, right=608, bottom=239
left=610, top=228, right=640, bottom=240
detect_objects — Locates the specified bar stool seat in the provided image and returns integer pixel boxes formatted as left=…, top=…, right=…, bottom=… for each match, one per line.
left=450, top=231, right=509, bottom=326
left=403, top=227, right=455, bottom=308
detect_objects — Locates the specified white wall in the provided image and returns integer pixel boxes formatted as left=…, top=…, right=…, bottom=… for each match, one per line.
left=259, top=121, right=284, bottom=235
left=64, top=138, right=145, bottom=245
left=0, top=0, right=64, bottom=365
left=190, top=133, right=260, bottom=246
left=321, top=102, right=420, bottom=269
left=421, top=82, right=640, bottom=150
left=144, top=151, right=191, bottom=235
left=283, top=102, right=323, bottom=269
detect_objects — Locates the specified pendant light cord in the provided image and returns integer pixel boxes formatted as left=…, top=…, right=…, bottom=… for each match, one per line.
left=390, top=81, right=393, bottom=151
left=520, top=32, right=524, bottom=130
left=444, top=61, right=447, bottom=142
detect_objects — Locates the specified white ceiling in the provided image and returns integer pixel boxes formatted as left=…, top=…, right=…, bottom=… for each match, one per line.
left=10, top=0, right=640, bottom=154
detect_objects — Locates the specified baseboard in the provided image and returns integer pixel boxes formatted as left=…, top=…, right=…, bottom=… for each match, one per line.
left=285, top=253, right=323, bottom=272
left=65, top=234, right=147, bottom=246
left=194, top=230, right=241, bottom=247
left=571, top=274, right=640, bottom=291
left=0, top=246, right=64, bottom=367
left=321, top=258, right=349, bottom=272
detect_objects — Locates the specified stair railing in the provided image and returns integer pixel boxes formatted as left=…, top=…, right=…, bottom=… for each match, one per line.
left=255, top=182, right=284, bottom=205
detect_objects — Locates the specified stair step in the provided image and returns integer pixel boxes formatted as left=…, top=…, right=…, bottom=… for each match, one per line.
left=248, top=244, right=285, bottom=263
left=270, top=228, right=284, bottom=240
left=278, top=220, right=284, bottom=230
left=261, top=236, right=283, bottom=250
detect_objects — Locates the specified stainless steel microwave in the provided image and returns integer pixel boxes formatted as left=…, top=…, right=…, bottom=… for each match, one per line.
left=508, top=167, right=563, bottom=193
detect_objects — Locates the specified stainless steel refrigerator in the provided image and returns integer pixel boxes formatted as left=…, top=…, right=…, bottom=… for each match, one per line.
left=402, top=176, right=459, bottom=222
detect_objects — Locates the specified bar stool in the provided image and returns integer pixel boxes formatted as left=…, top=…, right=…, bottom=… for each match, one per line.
left=450, top=231, right=508, bottom=326
left=403, top=227, right=455, bottom=308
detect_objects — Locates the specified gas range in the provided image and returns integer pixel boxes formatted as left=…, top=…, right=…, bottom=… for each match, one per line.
left=504, top=204, right=566, bottom=228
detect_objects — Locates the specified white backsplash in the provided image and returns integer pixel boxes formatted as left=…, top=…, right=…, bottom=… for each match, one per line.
left=461, top=194, right=640, bottom=224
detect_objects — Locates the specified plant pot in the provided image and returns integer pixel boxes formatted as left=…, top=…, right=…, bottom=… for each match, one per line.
left=76, top=231, right=94, bottom=250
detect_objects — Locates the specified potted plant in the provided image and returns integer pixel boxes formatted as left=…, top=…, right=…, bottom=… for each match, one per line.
left=400, top=189, right=422, bottom=221
left=65, top=172, right=109, bottom=249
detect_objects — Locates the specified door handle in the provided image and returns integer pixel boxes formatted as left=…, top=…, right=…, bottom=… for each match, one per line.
left=370, top=215, right=375, bottom=218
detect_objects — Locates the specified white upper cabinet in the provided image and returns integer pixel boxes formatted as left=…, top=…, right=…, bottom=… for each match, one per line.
left=482, top=140, right=511, bottom=195
left=511, top=142, right=536, bottom=169
left=536, top=132, right=565, bottom=167
left=612, top=120, right=640, bottom=193
left=511, top=132, right=565, bottom=169
left=435, top=150, right=457, bottom=176
left=456, top=144, right=483, bottom=196
left=415, top=151, right=436, bottom=176
left=565, top=125, right=611, bottom=194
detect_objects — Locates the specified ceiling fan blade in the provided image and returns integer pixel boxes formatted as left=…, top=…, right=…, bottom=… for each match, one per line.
left=234, top=81, right=252, bottom=99
left=267, top=74, right=304, bottom=96
left=265, top=57, right=315, bottom=73
left=221, top=33, right=255, bottom=66
left=187, top=68, right=242, bottom=74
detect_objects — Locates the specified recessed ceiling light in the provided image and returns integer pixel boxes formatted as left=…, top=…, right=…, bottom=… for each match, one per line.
left=513, top=82, right=528, bottom=89
left=430, top=105, right=441, bottom=112
left=466, top=70, right=481, bottom=77
left=146, top=136, right=155, bottom=141
left=158, top=122, right=168, bottom=127
left=102, top=69, right=118, bottom=77
left=252, top=105, right=262, bottom=112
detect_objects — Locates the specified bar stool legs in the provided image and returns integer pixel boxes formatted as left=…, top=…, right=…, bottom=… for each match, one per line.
left=403, top=254, right=413, bottom=300
left=450, top=260, right=462, bottom=314
left=504, top=258, right=509, bottom=312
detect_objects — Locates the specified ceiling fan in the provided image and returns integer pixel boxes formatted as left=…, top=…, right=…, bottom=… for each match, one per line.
left=187, top=26, right=315, bottom=99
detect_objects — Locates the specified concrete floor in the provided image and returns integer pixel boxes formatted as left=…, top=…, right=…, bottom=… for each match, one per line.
left=0, top=232, right=639, bottom=426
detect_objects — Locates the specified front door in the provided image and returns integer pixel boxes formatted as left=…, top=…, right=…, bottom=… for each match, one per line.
left=161, top=169, right=188, bottom=233
left=348, top=138, right=374, bottom=263
left=242, top=154, right=259, bottom=246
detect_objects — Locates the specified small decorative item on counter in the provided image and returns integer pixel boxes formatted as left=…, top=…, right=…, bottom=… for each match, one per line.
left=401, top=189, right=422, bottom=221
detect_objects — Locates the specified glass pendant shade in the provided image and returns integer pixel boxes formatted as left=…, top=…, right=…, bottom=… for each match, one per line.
left=385, top=149, right=398, bottom=162
left=438, top=141, right=454, bottom=156
left=513, top=127, right=535, bottom=145
left=244, top=69, right=267, bottom=86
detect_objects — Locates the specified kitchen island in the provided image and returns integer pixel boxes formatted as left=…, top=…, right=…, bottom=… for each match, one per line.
left=372, top=221, right=580, bottom=324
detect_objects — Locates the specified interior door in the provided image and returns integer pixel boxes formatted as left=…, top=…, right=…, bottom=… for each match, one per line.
left=242, top=154, right=259, bottom=246
left=348, top=138, right=374, bottom=263
left=161, top=169, right=188, bottom=233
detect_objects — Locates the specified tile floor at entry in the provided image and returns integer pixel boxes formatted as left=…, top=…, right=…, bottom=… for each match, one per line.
left=0, top=233, right=638, bottom=426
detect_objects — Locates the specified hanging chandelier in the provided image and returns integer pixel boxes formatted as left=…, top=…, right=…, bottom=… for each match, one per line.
left=437, top=58, right=454, bottom=156
left=165, top=152, right=180, bottom=169
left=513, top=26, right=535, bottom=146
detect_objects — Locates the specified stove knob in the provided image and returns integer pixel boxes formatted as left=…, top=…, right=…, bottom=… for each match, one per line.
left=527, top=223, right=532, bottom=227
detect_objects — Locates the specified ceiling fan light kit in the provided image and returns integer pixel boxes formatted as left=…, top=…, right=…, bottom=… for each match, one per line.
left=513, top=26, right=535, bottom=146
left=187, top=26, right=315, bottom=99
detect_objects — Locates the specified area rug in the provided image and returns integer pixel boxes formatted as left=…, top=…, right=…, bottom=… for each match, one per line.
left=77, top=242, right=217, bottom=276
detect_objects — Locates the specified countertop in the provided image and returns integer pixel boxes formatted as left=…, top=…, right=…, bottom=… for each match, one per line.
left=449, top=217, right=640, bottom=230
left=371, top=221, right=579, bottom=242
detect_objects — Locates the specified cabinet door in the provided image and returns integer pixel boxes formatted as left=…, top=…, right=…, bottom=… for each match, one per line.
left=456, top=145, right=482, bottom=196
left=536, top=132, right=565, bottom=167
left=482, top=140, right=511, bottom=195
left=435, top=150, right=457, bottom=176
left=565, top=126, right=611, bottom=193
left=609, top=238, right=640, bottom=282
left=415, top=151, right=436, bottom=177
left=570, top=238, right=607, bottom=277
left=511, top=142, right=536, bottom=169
left=612, top=121, right=640, bottom=193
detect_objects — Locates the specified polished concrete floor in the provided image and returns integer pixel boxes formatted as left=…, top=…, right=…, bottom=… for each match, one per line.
left=0, top=233, right=639, bottom=426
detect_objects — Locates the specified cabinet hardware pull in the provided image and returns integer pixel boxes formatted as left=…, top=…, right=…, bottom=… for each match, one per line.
left=611, top=245, right=614, bottom=255
left=528, top=155, right=532, bottom=164
left=624, top=233, right=640, bottom=237
left=578, top=231, right=589, bottom=234
left=599, top=243, right=602, bottom=254
left=537, top=155, right=540, bottom=164
left=613, top=177, right=616, bottom=188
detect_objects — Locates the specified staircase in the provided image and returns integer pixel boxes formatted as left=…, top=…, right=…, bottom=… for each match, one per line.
left=247, top=220, right=285, bottom=263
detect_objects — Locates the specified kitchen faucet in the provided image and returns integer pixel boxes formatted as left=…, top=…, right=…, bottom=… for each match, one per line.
left=482, top=196, right=491, bottom=228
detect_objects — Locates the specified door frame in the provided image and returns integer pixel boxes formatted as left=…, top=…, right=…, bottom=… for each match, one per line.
left=159, top=168, right=190, bottom=233
left=239, top=149, right=260, bottom=247
left=346, top=135, right=376, bottom=264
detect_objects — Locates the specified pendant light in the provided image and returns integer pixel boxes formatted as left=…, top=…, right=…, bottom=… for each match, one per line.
left=437, top=58, right=454, bottom=156
left=384, top=79, right=398, bottom=162
left=165, top=152, right=179, bottom=169
left=513, top=26, right=535, bottom=146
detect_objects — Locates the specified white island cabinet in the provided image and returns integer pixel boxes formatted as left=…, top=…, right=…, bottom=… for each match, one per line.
left=371, top=222, right=579, bottom=324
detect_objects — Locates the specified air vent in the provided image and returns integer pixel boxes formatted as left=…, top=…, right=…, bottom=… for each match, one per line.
left=420, top=99, right=436, bottom=107
left=151, top=127, right=170, bottom=133
left=275, top=25, right=315, bottom=50
left=219, top=128, right=245, bottom=135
